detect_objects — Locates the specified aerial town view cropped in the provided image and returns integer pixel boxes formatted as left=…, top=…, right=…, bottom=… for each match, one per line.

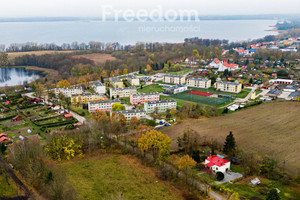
left=0, top=0, right=299, bottom=200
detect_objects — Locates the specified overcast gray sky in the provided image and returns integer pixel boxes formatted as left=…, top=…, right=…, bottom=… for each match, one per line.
left=0, top=0, right=299, bottom=18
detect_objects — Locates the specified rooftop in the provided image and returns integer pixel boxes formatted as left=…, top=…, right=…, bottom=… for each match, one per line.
left=111, top=77, right=122, bottom=82
left=132, top=92, right=159, bottom=97
left=216, top=81, right=240, bottom=86
left=267, top=89, right=282, bottom=96
left=188, top=78, right=210, bottom=82
left=205, top=155, right=229, bottom=167
left=146, top=99, right=177, bottom=105
left=163, top=84, right=187, bottom=90
left=89, top=100, right=120, bottom=104
left=110, top=87, right=137, bottom=91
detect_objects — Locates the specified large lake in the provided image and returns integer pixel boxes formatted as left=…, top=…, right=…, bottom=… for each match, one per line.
left=0, top=68, right=41, bottom=87
left=0, top=20, right=277, bottom=46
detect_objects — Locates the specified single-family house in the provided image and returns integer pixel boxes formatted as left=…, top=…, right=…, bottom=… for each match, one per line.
left=204, top=155, right=230, bottom=173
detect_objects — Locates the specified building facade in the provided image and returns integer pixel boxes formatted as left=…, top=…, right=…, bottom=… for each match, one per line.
left=110, top=77, right=123, bottom=88
left=88, top=100, right=120, bottom=112
left=187, top=78, right=211, bottom=89
left=163, top=85, right=188, bottom=94
left=110, top=87, right=137, bottom=98
left=214, top=82, right=242, bottom=93
left=163, top=75, right=186, bottom=84
left=71, top=93, right=107, bottom=104
left=130, top=93, right=160, bottom=105
left=144, top=99, right=177, bottom=114
left=91, top=81, right=106, bottom=94
left=55, top=87, right=83, bottom=97
left=111, top=109, right=146, bottom=121
left=205, top=155, right=230, bottom=173
left=127, top=75, right=140, bottom=86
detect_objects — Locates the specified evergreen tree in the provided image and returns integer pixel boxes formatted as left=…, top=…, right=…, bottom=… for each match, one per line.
left=266, top=189, right=280, bottom=200
left=210, top=140, right=215, bottom=155
left=100, top=76, right=104, bottom=83
left=223, top=131, right=236, bottom=154
left=249, top=78, right=253, bottom=84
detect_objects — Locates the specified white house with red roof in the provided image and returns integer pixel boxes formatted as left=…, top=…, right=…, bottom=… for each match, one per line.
left=208, top=58, right=222, bottom=69
left=217, top=62, right=239, bottom=72
left=204, top=155, right=230, bottom=173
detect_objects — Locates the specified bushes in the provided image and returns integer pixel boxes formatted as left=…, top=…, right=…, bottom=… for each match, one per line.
left=216, top=172, right=224, bottom=181
left=19, top=103, right=41, bottom=109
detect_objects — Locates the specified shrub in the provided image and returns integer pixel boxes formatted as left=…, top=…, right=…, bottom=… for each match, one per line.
left=216, top=172, right=224, bottom=181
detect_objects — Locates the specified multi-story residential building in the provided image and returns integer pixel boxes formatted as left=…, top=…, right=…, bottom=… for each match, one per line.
left=110, top=77, right=123, bottom=88
left=163, top=85, right=188, bottom=94
left=71, top=93, right=107, bottom=104
left=163, top=75, right=186, bottom=84
left=130, top=93, right=160, bottom=105
left=88, top=100, right=120, bottom=113
left=111, top=109, right=146, bottom=121
left=110, top=87, right=137, bottom=98
left=91, top=81, right=106, bottom=94
left=127, top=75, right=140, bottom=86
left=187, top=78, right=211, bottom=89
left=144, top=99, right=177, bottom=114
left=55, top=87, right=83, bottom=97
left=214, top=81, right=242, bottom=93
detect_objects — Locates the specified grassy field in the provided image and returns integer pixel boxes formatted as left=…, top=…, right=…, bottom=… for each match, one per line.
left=160, top=95, right=196, bottom=107
left=138, top=84, right=164, bottom=93
left=162, top=101, right=300, bottom=175
left=73, top=53, right=117, bottom=64
left=59, top=154, right=183, bottom=200
left=0, top=173, right=19, bottom=198
left=168, top=68, right=193, bottom=75
left=7, top=50, right=74, bottom=62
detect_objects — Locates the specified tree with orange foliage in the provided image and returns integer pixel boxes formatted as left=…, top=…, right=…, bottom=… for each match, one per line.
left=129, top=116, right=139, bottom=128
left=176, top=155, right=197, bottom=183
left=57, top=80, right=70, bottom=88
left=130, top=125, right=153, bottom=151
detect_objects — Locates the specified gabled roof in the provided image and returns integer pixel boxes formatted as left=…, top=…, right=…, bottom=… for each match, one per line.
left=213, top=58, right=220, bottom=64
left=205, top=155, right=229, bottom=167
left=223, top=62, right=238, bottom=69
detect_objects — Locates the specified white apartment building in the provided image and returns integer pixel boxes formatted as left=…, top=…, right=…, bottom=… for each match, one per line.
left=187, top=78, right=211, bottom=89
left=144, top=99, right=177, bottom=114
left=110, top=77, right=123, bottom=88
left=110, top=87, right=137, bottom=98
left=163, top=75, right=186, bottom=84
left=88, top=100, right=120, bottom=112
left=91, top=81, right=106, bottom=94
left=127, top=75, right=140, bottom=86
left=55, top=87, right=83, bottom=97
left=111, top=109, right=146, bottom=121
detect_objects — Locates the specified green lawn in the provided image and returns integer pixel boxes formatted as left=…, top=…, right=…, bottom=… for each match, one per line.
left=160, top=95, right=195, bottom=107
left=237, top=89, right=252, bottom=98
left=168, top=68, right=193, bottom=75
left=60, top=154, right=183, bottom=200
left=138, top=84, right=164, bottom=93
left=119, top=97, right=130, bottom=105
left=0, top=173, right=19, bottom=198
left=70, top=106, right=91, bottom=119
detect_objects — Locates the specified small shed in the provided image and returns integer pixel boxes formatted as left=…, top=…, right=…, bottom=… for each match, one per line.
left=12, top=115, right=22, bottom=122
left=0, top=133, right=6, bottom=138
left=64, top=113, right=73, bottom=119
left=250, top=177, right=261, bottom=186
left=0, top=137, right=9, bottom=143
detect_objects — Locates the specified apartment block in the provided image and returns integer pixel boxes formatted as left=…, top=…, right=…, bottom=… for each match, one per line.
left=88, top=100, right=120, bottom=113
left=71, top=93, right=107, bottom=104
left=127, top=75, right=140, bottom=86
left=144, top=99, right=177, bottom=114
left=55, top=87, right=83, bottom=97
left=187, top=78, right=211, bottom=89
left=111, top=109, right=146, bottom=121
left=130, top=93, right=160, bottom=105
left=214, top=81, right=242, bottom=93
left=110, top=77, right=123, bottom=88
left=110, top=87, right=137, bottom=98
left=91, top=81, right=106, bottom=94
left=163, top=75, right=186, bottom=84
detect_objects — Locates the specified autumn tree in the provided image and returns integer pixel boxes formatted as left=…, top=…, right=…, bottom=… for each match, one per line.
left=72, top=97, right=77, bottom=105
left=170, top=107, right=176, bottom=116
left=130, top=125, right=153, bottom=151
left=177, top=128, right=198, bottom=155
left=123, top=68, right=128, bottom=75
left=112, top=103, right=125, bottom=111
left=57, top=80, right=71, bottom=88
left=138, top=130, right=171, bottom=161
left=130, top=116, right=139, bottom=128
left=146, top=64, right=152, bottom=72
left=176, top=155, right=197, bottom=183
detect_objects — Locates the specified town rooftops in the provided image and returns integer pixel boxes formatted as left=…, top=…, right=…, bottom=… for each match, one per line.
left=188, top=78, right=210, bottom=82
left=111, top=77, right=122, bottom=82
left=216, top=81, right=240, bottom=86
left=164, top=75, right=184, bottom=78
left=213, top=58, right=220, bottom=64
left=112, top=109, right=146, bottom=115
left=89, top=100, right=120, bottom=105
left=146, top=99, right=176, bottom=105
left=266, top=89, right=281, bottom=96
left=55, top=87, right=82, bottom=91
left=163, top=84, right=187, bottom=90
left=205, top=155, right=230, bottom=167
left=284, top=85, right=299, bottom=91
left=92, top=81, right=104, bottom=86
left=110, top=87, right=136, bottom=91
left=128, top=74, right=138, bottom=79
left=223, top=62, right=239, bottom=69
left=288, top=92, right=300, bottom=98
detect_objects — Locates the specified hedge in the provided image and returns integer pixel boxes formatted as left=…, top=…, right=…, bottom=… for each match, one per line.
left=19, top=104, right=42, bottom=110
left=0, top=115, right=16, bottom=122
left=39, top=119, right=78, bottom=128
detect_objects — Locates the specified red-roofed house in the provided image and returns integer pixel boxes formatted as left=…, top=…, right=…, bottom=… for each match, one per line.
left=0, top=137, right=9, bottom=143
left=12, top=115, right=22, bottom=122
left=208, top=58, right=222, bottom=69
left=204, top=155, right=230, bottom=173
left=0, top=133, right=6, bottom=138
left=64, top=113, right=73, bottom=119
left=218, top=62, right=239, bottom=72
